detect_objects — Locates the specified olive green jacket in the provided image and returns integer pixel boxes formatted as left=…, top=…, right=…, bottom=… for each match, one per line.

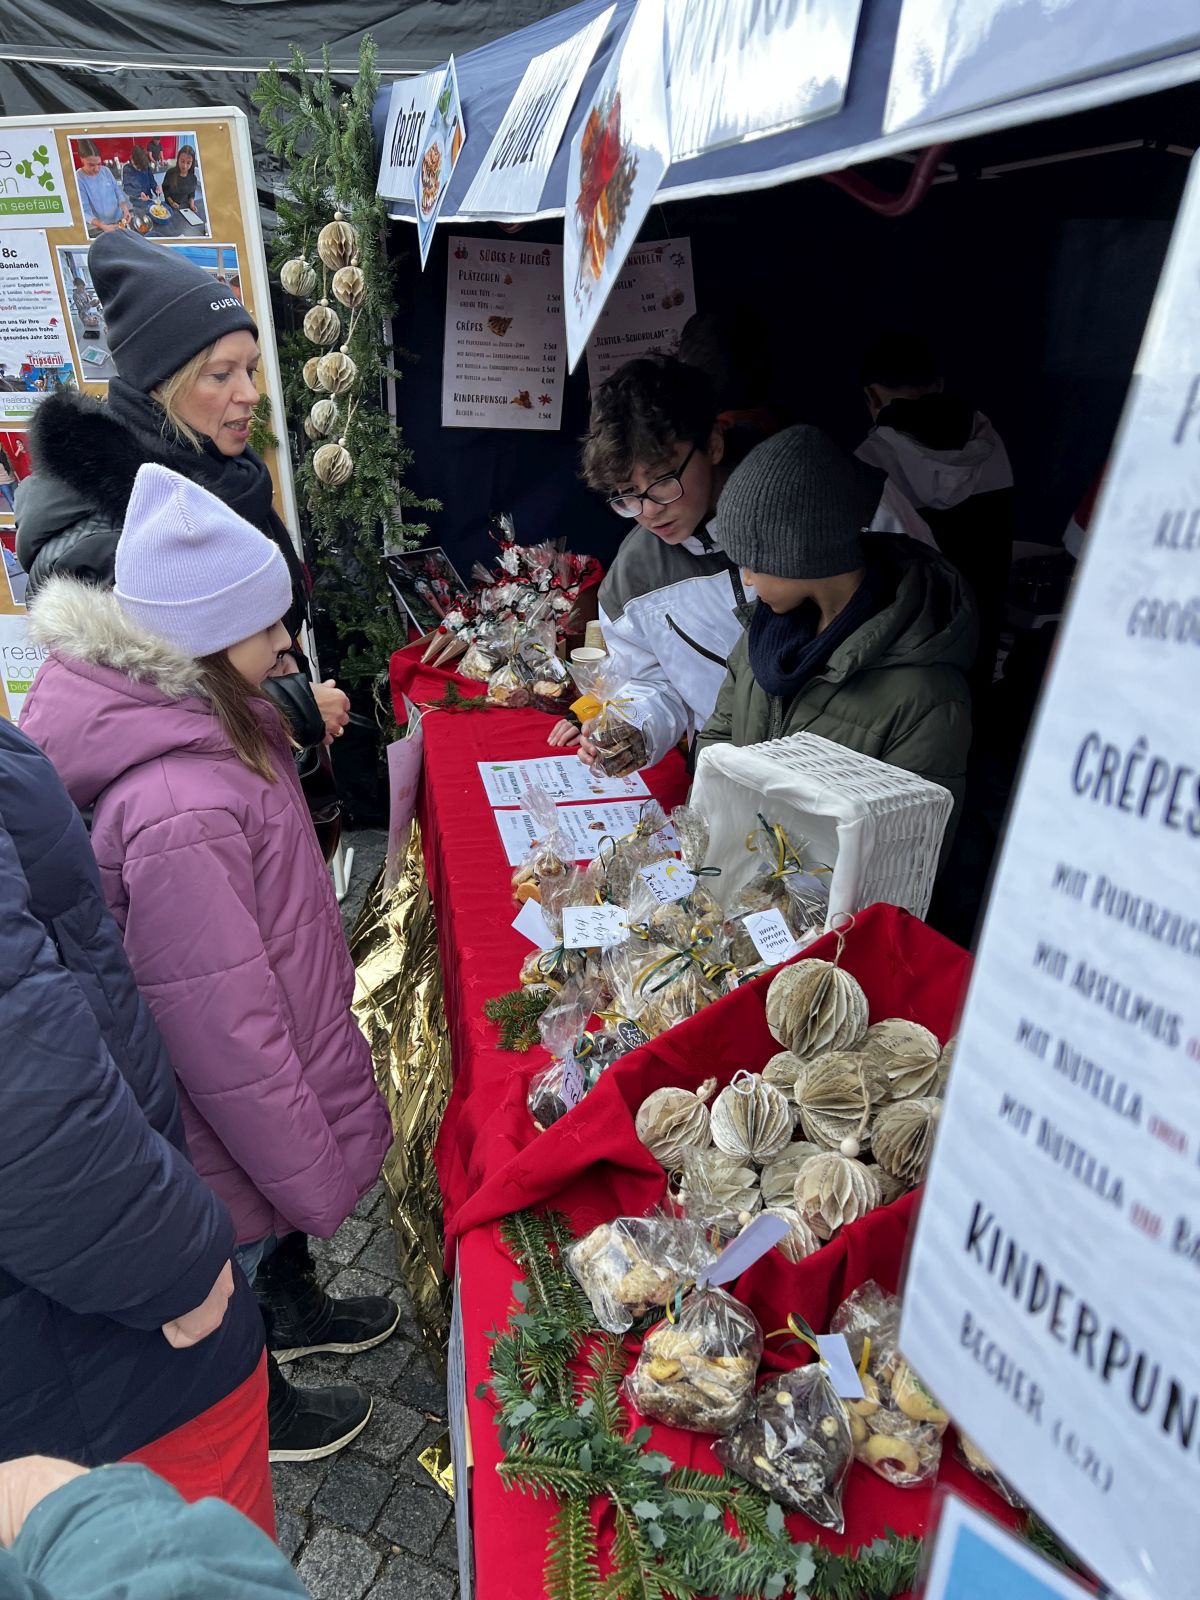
left=695, top=541, right=977, bottom=816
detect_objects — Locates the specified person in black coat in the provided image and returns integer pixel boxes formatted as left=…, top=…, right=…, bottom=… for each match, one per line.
left=0, top=718, right=266, bottom=1509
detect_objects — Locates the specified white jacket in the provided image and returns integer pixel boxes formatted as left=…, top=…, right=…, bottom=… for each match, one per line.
left=597, top=490, right=925, bottom=767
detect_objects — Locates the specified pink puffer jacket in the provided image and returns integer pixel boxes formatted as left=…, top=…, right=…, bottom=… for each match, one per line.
left=23, top=579, right=392, bottom=1245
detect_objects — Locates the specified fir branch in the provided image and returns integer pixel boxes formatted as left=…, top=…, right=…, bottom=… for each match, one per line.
left=585, top=1336, right=628, bottom=1440
left=485, top=988, right=552, bottom=1051
left=547, top=1499, right=602, bottom=1600
left=422, top=681, right=496, bottom=712
left=501, top=1453, right=607, bottom=1502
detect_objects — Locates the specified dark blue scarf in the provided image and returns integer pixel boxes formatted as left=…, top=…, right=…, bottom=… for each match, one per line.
left=747, top=565, right=887, bottom=701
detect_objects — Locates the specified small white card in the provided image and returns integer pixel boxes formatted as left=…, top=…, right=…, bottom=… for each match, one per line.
left=696, top=1211, right=790, bottom=1286
left=743, top=909, right=803, bottom=966
left=512, top=898, right=556, bottom=950
left=815, top=1334, right=865, bottom=1401
left=559, top=1057, right=586, bottom=1109
left=562, top=903, right=629, bottom=950
left=637, top=859, right=697, bottom=906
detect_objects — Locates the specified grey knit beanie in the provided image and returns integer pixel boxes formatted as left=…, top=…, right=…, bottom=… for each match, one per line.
left=711, top=425, right=885, bottom=579
left=89, top=229, right=257, bottom=392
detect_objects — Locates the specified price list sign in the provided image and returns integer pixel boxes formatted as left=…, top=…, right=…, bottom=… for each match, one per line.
left=441, top=235, right=565, bottom=430
left=584, top=235, right=696, bottom=390
left=901, top=155, right=1200, bottom=1600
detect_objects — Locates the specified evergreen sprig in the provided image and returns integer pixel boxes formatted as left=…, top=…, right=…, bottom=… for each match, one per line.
left=253, top=39, right=440, bottom=701
left=485, top=987, right=553, bottom=1051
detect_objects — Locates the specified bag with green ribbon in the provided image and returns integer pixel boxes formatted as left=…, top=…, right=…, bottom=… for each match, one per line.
left=725, top=814, right=831, bottom=972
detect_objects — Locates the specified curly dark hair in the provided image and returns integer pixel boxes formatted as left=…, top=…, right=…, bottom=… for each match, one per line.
left=580, top=353, right=717, bottom=492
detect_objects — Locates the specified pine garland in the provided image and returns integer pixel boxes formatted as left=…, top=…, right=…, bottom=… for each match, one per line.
left=424, top=681, right=497, bottom=713
left=253, top=39, right=440, bottom=697
left=485, top=988, right=553, bottom=1052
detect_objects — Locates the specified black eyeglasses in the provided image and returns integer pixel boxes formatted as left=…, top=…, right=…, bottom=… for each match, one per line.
left=606, top=443, right=698, bottom=518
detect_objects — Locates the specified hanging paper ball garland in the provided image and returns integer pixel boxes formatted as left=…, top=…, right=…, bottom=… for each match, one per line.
left=280, top=257, right=316, bottom=298
left=317, top=212, right=360, bottom=270
left=332, top=264, right=366, bottom=309
left=313, top=438, right=354, bottom=485
left=316, top=350, right=357, bottom=394
left=303, top=301, right=342, bottom=347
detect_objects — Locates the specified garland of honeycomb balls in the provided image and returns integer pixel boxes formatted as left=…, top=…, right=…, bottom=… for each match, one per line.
left=280, top=212, right=365, bottom=486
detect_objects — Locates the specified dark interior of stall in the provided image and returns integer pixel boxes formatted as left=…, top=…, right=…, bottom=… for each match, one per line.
left=376, top=82, right=1197, bottom=946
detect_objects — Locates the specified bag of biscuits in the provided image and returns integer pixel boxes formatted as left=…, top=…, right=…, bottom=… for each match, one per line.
left=624, top=1286, right=762, bottom=1434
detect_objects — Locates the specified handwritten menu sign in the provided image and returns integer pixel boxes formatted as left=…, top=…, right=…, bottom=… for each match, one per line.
left=442, top=235, right=565, bottom=430
left=900, top=155, right=1200, bottom=1600
left=585, top=236, right=696, bottom=390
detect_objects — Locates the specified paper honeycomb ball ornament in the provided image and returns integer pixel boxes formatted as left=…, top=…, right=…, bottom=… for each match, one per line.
left=635, top=1081, right=715, bottom=1169
left=862, top=1019, right=945, bottom=1099
left=280, top=257, right=316, bottom=298
left=315, top=350, right=358, bottom=395
left=317, top=213, right=360, bottom=270
left=760, top=1205, right=821, bottom=1264
left=793, top=1152, right=881, bottom=1240
left=765, top=959, right=869, bottom=1059
left=677, top=1146, right=761, bottom=1227
left=709, top=1073, right=793, bottom=1164
left=794, top=1052, right=891, bottom=1152
left=332, top=264, right=366, bottom=309
left=759, top=1142, right=824, bottom=1207
left=312, top=439, right=354, bottom=486
left=872, top=1096, right=942, bottom=1188
left=302, top=356, right=326, bottom=392
left=307, top=398, right=340, bottom=438
left=303, top=302, right=342, bottom=347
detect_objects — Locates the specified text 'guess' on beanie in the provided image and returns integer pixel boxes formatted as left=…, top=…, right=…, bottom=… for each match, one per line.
left=114, top=464, right=292, bottom=657
left=89, top=229, right=257, bottom=393
left=712, top=424, right=885, bottom=580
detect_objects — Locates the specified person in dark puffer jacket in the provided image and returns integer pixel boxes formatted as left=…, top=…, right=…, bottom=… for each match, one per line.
left=0, top=717, right=268, bottom=1527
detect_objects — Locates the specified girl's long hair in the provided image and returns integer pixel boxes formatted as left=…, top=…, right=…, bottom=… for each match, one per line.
left=195, top=650, right=289, bottom=781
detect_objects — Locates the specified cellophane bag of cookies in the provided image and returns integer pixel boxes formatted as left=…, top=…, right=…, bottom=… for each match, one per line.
left=667, top=805, right=726, bottom=925
left=830, top=1280, right=946, bottom=1487
left=513, top=610, right=574, bottom=715
left=568, top=654, right=649, bottom=777
left=526, top=979, right=599, bottom=1130
left=566, top=1214, right=711, bottom=1334
left=511, top=789, right=571, bottom=908
left=956, top=1433, right=1025, bottom=1507
left=725, top=816, right=831, bottom=972
left=624, top=1286, right=763, bottom=1434
left=717, top=1363, right=853, bottom=1531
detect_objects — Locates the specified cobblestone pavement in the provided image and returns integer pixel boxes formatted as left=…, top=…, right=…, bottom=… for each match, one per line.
left=270, top=829, right=459, bottom=1600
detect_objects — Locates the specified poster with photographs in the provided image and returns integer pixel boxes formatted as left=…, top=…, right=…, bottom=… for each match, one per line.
left=384, top=547, right=467, bottom=634
left=67, top=131, right=210, bottom=239
left=0, top=230, right=76, bottom=425
left=57, top=240, right=242, bottom=385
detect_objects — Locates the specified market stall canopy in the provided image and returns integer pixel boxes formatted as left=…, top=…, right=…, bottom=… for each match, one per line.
left=376, top=0, right=1200, bottom=224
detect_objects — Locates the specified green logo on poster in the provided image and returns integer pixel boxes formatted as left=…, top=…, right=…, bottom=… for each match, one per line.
left=13, top=144, right=56, bottom=191
left=0, top=139, right=64, bottom=216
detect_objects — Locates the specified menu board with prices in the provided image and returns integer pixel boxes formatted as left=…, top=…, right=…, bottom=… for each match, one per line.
left=442, top=235, right=565, bottom=429
left=900, top=153, right=1200, bottom=1600
left=584, top=236, right=696, bottom=389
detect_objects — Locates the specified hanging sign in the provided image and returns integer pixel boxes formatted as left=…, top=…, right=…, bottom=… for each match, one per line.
left=414, top=58, right=466, bottom=269
left=901, top=153, right=1200, bottom=1600
left=377, top=73, right=443, bottom=201
left=563, top=0, right=671, bottom=374
left=461, top=7, right=616, bottom=218
left=442, top=236, right=565, bottom=429
left=0, top=127, right=70, bottom=227
left=666, top=0, right=862, bottom=163
left=584, top=235, right=695, bottom=389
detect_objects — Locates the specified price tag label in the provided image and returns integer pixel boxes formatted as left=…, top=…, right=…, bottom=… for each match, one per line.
left=815, top=1334, right=865, bottom=1400
left=559, top=1057, right=586, bottom=1109
left=636, top=859, right=697, bottom=906
left=562, top=903, right=629, bottom=950
left=743, top=909, right=802, bottom=966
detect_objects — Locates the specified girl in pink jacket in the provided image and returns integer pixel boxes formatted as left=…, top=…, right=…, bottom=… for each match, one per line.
left=23, top=464, right=395, bottom=1464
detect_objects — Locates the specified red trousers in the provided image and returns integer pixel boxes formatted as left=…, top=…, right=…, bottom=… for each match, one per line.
left=122, top=1351, right=274, bottom=1538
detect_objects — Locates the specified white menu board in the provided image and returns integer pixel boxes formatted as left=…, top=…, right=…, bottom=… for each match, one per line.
left=901, top=154, right=1200, bottom=1600
left=442, top=235, right=565, bottom=429
left=585, top=236, right=696, bottom=390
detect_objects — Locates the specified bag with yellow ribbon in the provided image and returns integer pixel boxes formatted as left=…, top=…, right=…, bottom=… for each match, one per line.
left=726, top=814, right=832, bottom=971
left=568, top=653, right=648, bottom=777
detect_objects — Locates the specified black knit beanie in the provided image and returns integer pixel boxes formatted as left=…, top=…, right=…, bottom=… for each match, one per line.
left=89, top=230, right=257, bottom=393
left=712, top=425, right=885, bottom=579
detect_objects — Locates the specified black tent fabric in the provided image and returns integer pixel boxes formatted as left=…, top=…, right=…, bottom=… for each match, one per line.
left=0, top=0, right=582, bottom=182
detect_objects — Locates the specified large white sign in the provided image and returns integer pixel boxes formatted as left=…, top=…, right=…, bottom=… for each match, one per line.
left=0, top=127, right=70, bottom=228
left=901, top=154, right=1200, bottom=1600
left=442, top=235, right=565, bottom=430
left=666, top=0, right=863, bottom=163
left=585, top=235, right=695, bottom=389
left=377, top=73, right=443, bottom=201
left=885, top=0, right=1200, bottom=135
left=0, top=612, right=47, bottom=721
left=563, top=0, right=671, bottom=375
left=0, top=229, right=76, bottom=424
left=461, top=8, right=615, bottom=219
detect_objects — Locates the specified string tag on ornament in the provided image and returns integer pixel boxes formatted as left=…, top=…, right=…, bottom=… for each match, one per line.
left=695, top=1211, right=789, bottom=1288
left=743, top=909, right=803, bottom=966
left=637, top=859, right=697, bottom=906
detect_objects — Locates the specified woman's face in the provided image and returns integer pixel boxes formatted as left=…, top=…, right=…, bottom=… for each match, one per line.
left=173, top=332, right=261, bottom=456
left=178, top=151, right=194, bottom=175
left=227, top=619, right=292, bottom=686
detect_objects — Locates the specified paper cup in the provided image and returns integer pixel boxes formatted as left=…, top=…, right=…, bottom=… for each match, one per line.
left=569, top=646, right=606, bottom=665
left=583, top=621, right=607, bottom=653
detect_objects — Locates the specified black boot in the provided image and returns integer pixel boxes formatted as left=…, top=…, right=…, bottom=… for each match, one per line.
left=266, top=1350, right=373, bottom=1462
left=257, top=1232, right=401, bottom=1366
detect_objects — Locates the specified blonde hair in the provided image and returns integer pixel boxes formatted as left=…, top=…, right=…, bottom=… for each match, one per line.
left=195, top=650, right=290, bottom=781
left=152, top=343, right=213, bottom=452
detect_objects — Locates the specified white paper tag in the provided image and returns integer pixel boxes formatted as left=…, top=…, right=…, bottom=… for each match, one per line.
left=816, top=1334, right=866, bottom=1400
left=743, top=909, right=802, bottom=966
left=696, top=1211, right=790, bottom=1287
left=559, top=1057, right=586, bottom=1108
left=562, top=903, right=629, bottom=950
left=512, top=898, right=556, bottom=950
left=636, top=859, right=697, bottom=906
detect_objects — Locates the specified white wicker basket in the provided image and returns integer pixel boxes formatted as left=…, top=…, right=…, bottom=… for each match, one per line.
left=691, top=732, right=953, bottom=926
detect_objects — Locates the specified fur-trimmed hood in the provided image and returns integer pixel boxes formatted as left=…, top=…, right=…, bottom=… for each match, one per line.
left=26, top=387, right=178, bottom=526
left=21, top=577, right=229, bottom=812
